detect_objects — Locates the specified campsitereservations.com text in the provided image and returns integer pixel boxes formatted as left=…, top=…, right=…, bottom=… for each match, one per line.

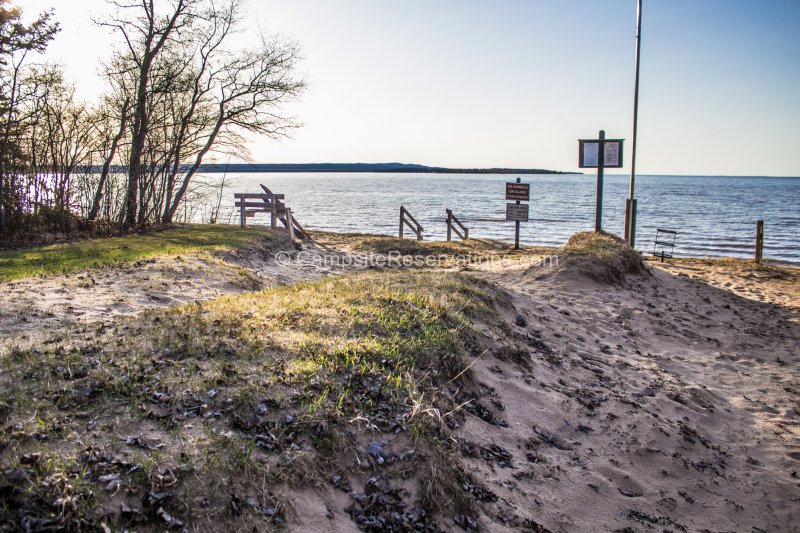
left=274, top=251, right=559, bottom=269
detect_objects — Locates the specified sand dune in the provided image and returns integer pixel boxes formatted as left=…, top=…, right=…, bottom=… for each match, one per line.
left=467, top=255, right=800, bottom=531
left=1, top=232, right=798, bottom=531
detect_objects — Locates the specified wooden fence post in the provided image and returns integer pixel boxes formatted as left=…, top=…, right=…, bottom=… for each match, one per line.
left=270, top=194, right=277, bottom=229
left=755, top=220, right=764, bottom=263
left=399, top=206, right=405, bottom=239
left=286, top=207, right=295, bottom=240
left=446, top=209, right=452, bottom=241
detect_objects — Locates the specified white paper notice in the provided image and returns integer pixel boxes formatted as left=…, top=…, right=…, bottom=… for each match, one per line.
left=582, top=142, right=599, bottom=167
left=605, top=142, right=620, bottom=167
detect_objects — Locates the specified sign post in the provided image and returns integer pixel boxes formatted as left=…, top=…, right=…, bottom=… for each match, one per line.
left=579, top=131, right=623, bottom=232
left=505, top=178, right=530, bottom=249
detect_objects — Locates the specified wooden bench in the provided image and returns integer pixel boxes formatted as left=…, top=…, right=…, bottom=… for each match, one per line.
left=234, top=192, right=284, bottom=227
left=234, top=186, right=310, bottom=240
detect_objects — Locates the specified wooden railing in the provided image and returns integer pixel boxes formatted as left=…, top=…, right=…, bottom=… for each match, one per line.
left=399, top=205, right=423, bottom=240
left=259, top=184, right=309, bottom=239
left=445, top=209, right=468, bottom=241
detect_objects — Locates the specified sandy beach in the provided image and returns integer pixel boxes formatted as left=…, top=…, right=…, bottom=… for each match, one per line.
left=1, top=229, right=798, bottom=532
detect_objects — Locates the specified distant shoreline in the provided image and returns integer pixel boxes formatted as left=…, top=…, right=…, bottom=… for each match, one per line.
left=195, top=163, right=578, bottom=174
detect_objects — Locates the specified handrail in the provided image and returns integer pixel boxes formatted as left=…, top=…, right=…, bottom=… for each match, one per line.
left=446, top=208, right=469, bottom=241
left=399, top=205, right=423, bottom=240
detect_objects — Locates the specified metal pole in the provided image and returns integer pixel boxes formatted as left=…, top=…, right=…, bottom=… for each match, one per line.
left=595, top=130, right=605, bottom=232
left=626, top=0, right=643, bottom=246
left=515, top=177, right=521, bottom=249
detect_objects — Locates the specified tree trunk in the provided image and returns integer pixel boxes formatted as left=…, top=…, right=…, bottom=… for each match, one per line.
left=163, top=114, right=224, bottom=223
left=124, top=56, right=152, bottom=228
left=89, top=101, right=129, bottom=221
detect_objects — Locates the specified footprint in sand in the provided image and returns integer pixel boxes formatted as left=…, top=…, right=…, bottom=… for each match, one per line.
left=596, top=464, right=646, bottom=498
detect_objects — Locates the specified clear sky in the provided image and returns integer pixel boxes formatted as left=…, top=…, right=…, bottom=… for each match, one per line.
left=18, top=0, right=800, bottom=176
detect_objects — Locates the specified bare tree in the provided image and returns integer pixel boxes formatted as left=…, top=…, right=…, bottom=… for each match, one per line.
left=27, top=68, right=93, bottom=232
left=163, top=31, right=305, bottom=222
left=0, top=0, right=58, bottom=238
left=87, top=93, right=131, bottom=221
left=97, top=0, right=304, bottom=227
left=100, top=0, right=193, bottom=228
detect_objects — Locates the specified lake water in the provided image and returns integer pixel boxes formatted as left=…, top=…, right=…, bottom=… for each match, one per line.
left=196, top=173, right=800, bottom=263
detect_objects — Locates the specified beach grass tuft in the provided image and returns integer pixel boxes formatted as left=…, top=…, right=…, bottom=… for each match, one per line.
left=561, top=231, right=645, bottom=283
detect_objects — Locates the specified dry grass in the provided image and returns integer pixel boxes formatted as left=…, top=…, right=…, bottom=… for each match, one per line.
left=0, top=270, right=506, bottom=530
left=312, top=231, right=555, bottom=260
left=560, top=231, right=646, bottom=283
left=646, top=255, right=796, bottom=275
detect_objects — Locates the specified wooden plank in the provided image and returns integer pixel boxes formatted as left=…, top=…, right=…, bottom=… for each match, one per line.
left=257, top=184, right=309, bottom=239
left=286, top=207, right=295, bottom=240
left=235, top=203, right=285, bottom=214
left=403, top=218, right=423, bottom=241
left=403, top=208, right=423, bottom=231
left=290, top=217, right=310, bottom=240
left=446, top=209, right=468, bottom=241
left=260, top=185, right=287, bottom=230
left=399, top=205, right=423, bottom=241
left=260, top=185, right=286, bottom=205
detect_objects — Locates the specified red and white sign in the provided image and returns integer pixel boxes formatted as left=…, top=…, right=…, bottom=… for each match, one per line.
left=505, top=182, right=530, bottom=201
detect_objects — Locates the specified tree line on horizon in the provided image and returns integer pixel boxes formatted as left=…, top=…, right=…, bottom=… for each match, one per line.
left=0, top=0, right=304, bottom=245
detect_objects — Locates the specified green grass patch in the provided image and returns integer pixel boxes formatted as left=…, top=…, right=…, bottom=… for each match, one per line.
left=0, top=224, right=274, bottom=282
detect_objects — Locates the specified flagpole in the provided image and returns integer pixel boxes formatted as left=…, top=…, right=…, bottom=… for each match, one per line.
left=625, top=0, right=643, bottom=246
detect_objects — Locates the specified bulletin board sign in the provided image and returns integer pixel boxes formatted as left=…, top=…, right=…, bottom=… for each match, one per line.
left=578, top=139, right=624, bottom=168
